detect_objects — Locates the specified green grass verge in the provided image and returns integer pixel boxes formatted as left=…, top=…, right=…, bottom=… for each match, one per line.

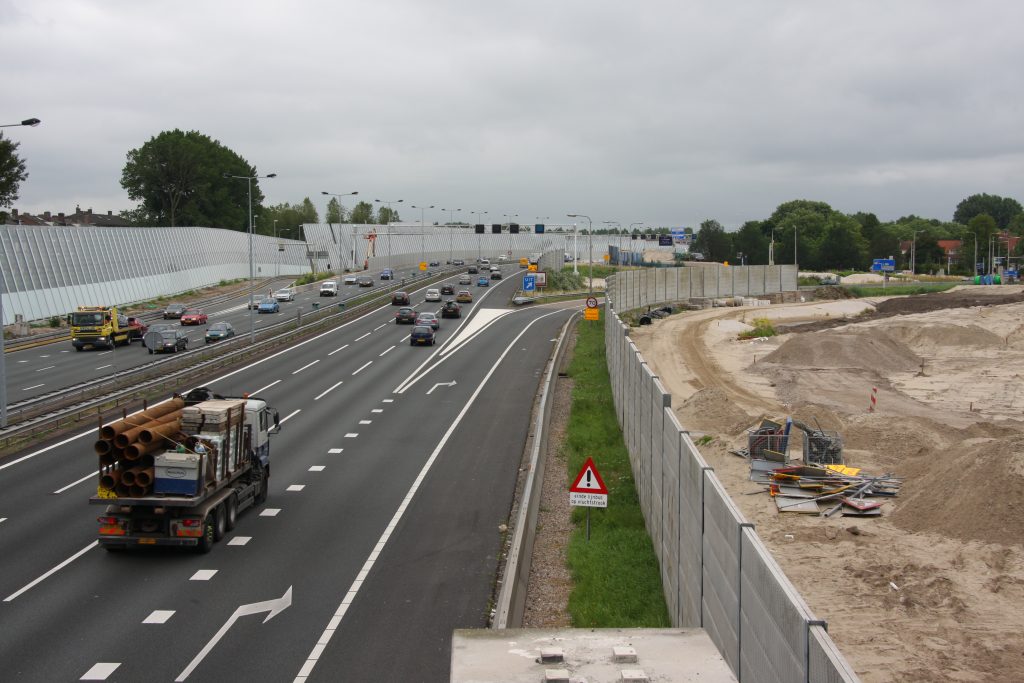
left=738, top=317, right=776, bottom=340
left=564, top=318, right=671, bottom=627
left=846, top=283, right=956, bottom=297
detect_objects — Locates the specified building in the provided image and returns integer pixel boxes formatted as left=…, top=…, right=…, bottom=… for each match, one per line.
left=3, top=207, right=134, bottom=227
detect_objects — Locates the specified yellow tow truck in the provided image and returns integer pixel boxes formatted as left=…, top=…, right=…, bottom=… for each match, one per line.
left=70, top=306, right=147, bottom=351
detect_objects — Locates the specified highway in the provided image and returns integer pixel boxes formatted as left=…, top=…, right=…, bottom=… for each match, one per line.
left=4, top=263, right=430, bottom=404
left=0, top=264, right=574, bottom=682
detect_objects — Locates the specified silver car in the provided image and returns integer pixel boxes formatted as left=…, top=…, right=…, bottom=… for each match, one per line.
left=274, top=288, right=295, bottom=302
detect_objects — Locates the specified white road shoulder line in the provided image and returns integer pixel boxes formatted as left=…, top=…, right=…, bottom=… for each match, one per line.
left=22, top=383, right=44, bottom=391
left=4, top=541, right=98, bottom=602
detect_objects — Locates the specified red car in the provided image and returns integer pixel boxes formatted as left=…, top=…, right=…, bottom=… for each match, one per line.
left=180, top=309, right=208, bottom=325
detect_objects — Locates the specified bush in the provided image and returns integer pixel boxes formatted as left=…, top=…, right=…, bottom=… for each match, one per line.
left=49, top=316, right=61, bottom=328
left=546, top=270, right=585, bottom=291
left=738, top=318, right=776, bottom=339
left=295, top=271, right=336, bottom=286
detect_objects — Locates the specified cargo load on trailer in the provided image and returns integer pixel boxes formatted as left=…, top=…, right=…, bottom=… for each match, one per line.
left=91, top=387, right=279, bottom=552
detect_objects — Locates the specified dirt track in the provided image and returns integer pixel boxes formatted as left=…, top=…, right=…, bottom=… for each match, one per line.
left=630, top=286, right=1024, bottom=682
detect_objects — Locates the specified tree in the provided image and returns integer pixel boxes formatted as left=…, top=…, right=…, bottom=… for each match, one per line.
left=376, top=206, right=401, bottom=224
left=121, top=129, right=262, bottom=229
left=349, top=201, right=375, bottom=224
left=256, top=198, right=319, bottom=236
left=953, top=193, right=1023, bottom=229
left=819, top=214, right=869, bottom=270
left=967, top=214, right=998, bottom=271
left=732, top=221, right=770, bottom=265
left=693, top=219, right=732, bottom=262
left=0, top=132, right=29, bottom=217
left=325, top=197, right=346, bottom=223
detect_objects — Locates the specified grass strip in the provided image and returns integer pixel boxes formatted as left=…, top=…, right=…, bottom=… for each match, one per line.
left=564, top=317, right=670, bottom=627
left=846, top=283, right=956, bottom=297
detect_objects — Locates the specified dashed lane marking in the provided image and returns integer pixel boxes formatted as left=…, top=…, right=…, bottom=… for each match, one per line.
left=344, top=433, right=358, bottom=438
left=260, top=509, right=281, bottom=517
left=354, top=332, right=371, bottom=342
left=314, top=381, right=343, bottom=401
left=309, top=466, right=325, bottom=472
left=328, top=448, right=343, bottom=454
left=352, top=361, right=372, bottom=375
left=80, top=662, right=120, bottom=680
left=190, top=570, right=217, bottom=581
left=359, top=420, right=372, bottom=425
left=379, top=345, right=395, bottom=357
left=227, top=537, right=251, bottom=546
left=252, top=379, right=282, bottom=395
left=328, top=344, right=349, bottom=356
left=143, top=610, right=175, bottom=624
left=292, top=360, right=320, bottom=375
left=286, top=485, right=305, bottom=492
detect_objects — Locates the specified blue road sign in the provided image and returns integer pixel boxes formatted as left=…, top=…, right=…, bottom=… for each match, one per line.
left=871, top=258, right=896, bottom=272
left=523, top=275, right=536, bottom=291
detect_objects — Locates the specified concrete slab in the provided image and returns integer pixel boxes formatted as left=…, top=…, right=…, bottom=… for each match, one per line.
left=451, top=628, right=736, bottom=682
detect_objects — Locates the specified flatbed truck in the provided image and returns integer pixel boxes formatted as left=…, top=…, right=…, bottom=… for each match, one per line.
left=91, top=387, right=280, bottom=553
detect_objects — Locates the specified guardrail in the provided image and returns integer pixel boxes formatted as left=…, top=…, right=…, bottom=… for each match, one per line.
left=0, top=267, right=463, bottom=453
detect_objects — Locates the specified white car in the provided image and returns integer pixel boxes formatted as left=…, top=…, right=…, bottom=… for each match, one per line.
left=343, top=274, right=358, bottom=285
left=498, top=254, right=508, bottom=262
left=490, top=265, right=500, bottom=272
left=274, top=288, right=295, bottom=302
left=319, top=281, right=339, bottom=297
left=424, top=288, right=441, bottom=302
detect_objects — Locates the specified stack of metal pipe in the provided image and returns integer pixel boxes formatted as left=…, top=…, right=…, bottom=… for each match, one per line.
left=95, top=398, right=184, bottom=497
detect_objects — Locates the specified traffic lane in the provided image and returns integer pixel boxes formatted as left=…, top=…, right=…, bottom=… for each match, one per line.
left=12, top=302, right=537, bottom=681
left=302, top=308, right=573, bottom=681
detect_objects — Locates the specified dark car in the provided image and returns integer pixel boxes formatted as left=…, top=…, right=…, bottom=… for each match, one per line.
left=357, top=276, right=374, bottom=287
left=467, top=266, right=479, bottom=274
left=440, top=284, right=455, bottom=295
left=452, top=259, right=465, bottom=266
left=395, top=307, right=418, bottom=324
left=392, top=291, right=411, bottom=305
left=410, top=325, right=436, bottom=346
left=380, top=268, right=394, bottom=280
left=163, top=303, right=187, bottom=319
left=205, top=322, right=235, bottom=343
left=477, top=277, right=490, bottom=287
left=490, top=270, right=503, bottom=280
left=415, top=312, right=440, bottom=330
left=150, top=329, right=188, bottom=354
left=441, top=301, right=461, bottom=319
left=429, top=260, right=440, bottom=267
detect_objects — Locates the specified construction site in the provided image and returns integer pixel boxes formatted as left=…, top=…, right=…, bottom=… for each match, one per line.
left=630, top=284, right=1024, bottom=681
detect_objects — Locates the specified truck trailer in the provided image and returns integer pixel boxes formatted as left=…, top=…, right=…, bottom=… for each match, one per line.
left=90, top=387, right=279, bottom=552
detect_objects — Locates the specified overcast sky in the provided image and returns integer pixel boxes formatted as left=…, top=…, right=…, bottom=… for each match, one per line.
left=4, top=0, right=1023, bottom=229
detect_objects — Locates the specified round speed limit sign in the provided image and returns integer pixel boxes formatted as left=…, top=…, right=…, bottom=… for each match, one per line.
left=586, top=297, right=599, bottom=309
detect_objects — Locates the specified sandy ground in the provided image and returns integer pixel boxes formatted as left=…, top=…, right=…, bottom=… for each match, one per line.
left=630, top=287, right=1024, bottom=682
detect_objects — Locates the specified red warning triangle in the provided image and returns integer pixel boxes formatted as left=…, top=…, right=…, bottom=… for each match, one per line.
left=569, top=457, right=609, bottom=495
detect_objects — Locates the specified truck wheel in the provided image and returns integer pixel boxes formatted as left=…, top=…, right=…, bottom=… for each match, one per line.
left=225, top=495, right=238, bottom=531
left=198, top=514, right=215, bottom=553
left=213, top=504, right=227, bottom=541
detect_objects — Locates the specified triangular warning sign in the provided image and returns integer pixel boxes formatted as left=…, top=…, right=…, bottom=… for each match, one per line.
left=569, top=457, right=609, bottom=495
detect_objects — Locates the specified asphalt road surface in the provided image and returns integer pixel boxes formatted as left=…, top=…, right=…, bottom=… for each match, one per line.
left=0, top=266, right=574, bottom=682
left=5, top=263, right=441, bottom=404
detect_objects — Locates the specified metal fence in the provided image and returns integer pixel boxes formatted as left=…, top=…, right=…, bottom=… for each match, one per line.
left=603, top=273, right=859, bottom=682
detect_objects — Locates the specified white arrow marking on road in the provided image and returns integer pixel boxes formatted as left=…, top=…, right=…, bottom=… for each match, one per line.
left=175, top=586, right=292, bottom=682
left=426, top=380, right=457, bottom=395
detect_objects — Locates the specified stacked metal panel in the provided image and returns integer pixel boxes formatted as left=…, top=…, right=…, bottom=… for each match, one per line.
left=660, top=408, right=682, bottom=625
left=701, top=475, right=744, bottom=674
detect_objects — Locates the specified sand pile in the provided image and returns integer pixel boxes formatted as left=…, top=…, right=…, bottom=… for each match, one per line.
left=880, top=322, right=1005, bottom=353
left=763, top=329, right=922, bottom=374
left=892, top=436, right=1024, bottom=547
left=676, top=387, right=754, bottom=434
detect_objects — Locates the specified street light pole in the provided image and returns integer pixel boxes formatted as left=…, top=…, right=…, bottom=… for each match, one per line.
left=568, top=214, right=593, bottom=296
left=441, top=208, right=461, bottom=263
left=474, top=211, right=487, bottom=261
left=629, top=222, right=643, bottom=265
left=411, top=204, right=434, bottom=270
left=374, top=198, right=403, bottom=272
left=224, top=171, right=276, bottom=343
left=321, top=191, right=359, bottom=271
left=0, top=117, right=41, bottom=429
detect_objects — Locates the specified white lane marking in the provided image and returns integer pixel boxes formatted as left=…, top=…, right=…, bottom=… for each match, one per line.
left=81, top=662, right=120, bottom=680
left=210, top=303, right=248, bottom=316
left=314, top=381, right=343, bottom=401
left=0, top=518, right=6, bottom=524
left=358, top=420, right=372, bottom=425
left=400, top=334, right=410, bottom=342
left=252, top=379, right=282, bottom=395
left=352, top=361, right=372, bottom=375
left=143, top=610, right=175, bottom=624
left=17, top=360, right=28, bottom=363
left=373, top=323, right=387, bottom=331
left=0, top=295, right=390, bottom=474
left=61, top=350, right=70, bottom=353
left=382, top=399, right=394, bottom=403
left=344, top=433, right=358, bottom=438
left=22, top=383, right=45, bottom=391
left=379, top=345, right=395, bottom=357
left=53, top=471, right=95, bottom=494
left=39, top=354, right=50, bottom=358
left=97, top=350, right=113, bottom=356
left=228, top=536, right=251, bottom=546
left=36, top=365, right=56, bottom=372
left=4, top=541, right=98, bottom=602
left=354, top=332, right=371, bottom=342
left=371, top=409, right=383, bottom=413
left=260, top=509, right=281, bottom=517
left=309, top=466, right=325, bottom=472
left=328, top=448, right=343, bottom=454
left=94, top=364, right=112, bottom=370
left=328, top=344, right=349, bottom=356
left=292, top=360, right=320, bottom=375
left=426, top=381, right=457, bottom=395
left=286, top=485, right=305, bottom=492
left=190, top=569, right=217, bottom=581
left=292, top=310, right=557, bottom=682
left=279, top=409, right=301, bottom=424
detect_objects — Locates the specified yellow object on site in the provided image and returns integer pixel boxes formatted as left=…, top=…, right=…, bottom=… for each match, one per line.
left=826, top=464, right=861, bottom=476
